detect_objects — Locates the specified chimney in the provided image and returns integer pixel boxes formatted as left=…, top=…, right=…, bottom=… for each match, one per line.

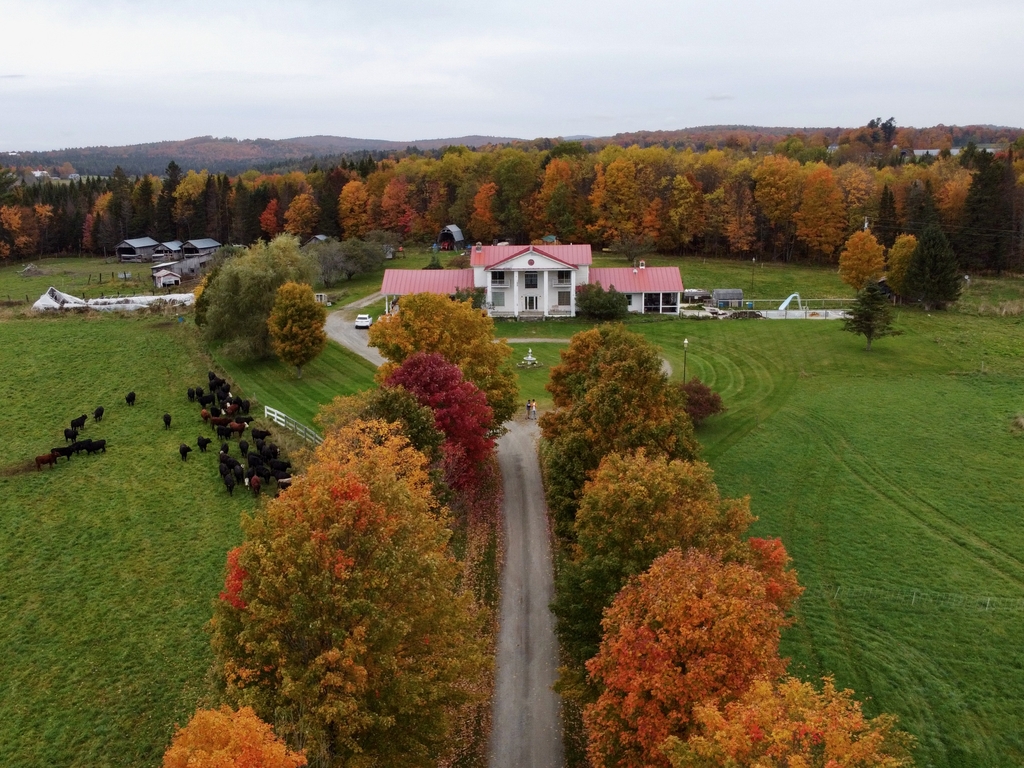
left=475, top=242, right=483, bottom=253
left=639, top=260, right=646, bottom=269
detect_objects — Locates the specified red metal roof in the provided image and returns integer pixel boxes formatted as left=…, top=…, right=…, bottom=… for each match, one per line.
left=470, top=244, right=592, bottom=268
left=589, top=267, right=683, bottom=294
left=380, top=268, right=475, bottom=296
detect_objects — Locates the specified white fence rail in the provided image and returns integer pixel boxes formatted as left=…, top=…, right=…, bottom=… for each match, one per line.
left=264, top=405, right=323, bottom=445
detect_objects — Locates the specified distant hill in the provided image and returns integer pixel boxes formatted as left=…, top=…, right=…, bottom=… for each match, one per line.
left=5, top=134, right=523, bottom=176
left=7, top=124, right=1022, bottom=177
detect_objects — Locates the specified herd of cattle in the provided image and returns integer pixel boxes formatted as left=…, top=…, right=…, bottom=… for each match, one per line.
left=34, top=406, right=110, bottom=470
left=178, top=371, right=293, bottom=497
left=34, top=371, right=293, bottom=498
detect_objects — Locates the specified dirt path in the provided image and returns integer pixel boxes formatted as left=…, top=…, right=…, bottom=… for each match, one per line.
left=489, top=419, right=563, bottom=768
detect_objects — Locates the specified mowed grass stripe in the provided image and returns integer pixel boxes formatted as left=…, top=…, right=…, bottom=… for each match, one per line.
left=0, top=315, right=253, bottom=767
left=211, top=340, right=377, bottom=427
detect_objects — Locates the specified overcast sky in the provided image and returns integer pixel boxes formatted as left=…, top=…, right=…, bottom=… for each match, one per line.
left=1, top=0, right=1022, bottom=151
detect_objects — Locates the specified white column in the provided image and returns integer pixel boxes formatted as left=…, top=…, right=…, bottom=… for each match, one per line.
left=543, top=271, right=549, bottom=317
left=569, top=271, right=576, bottom=317
left=513, top=271, right=519, bottom=318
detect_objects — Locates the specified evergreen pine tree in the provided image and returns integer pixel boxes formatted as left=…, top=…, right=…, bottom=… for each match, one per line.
left=875, top=184, right=898, bottom=249
left=956, top=150, right=1013, bottom=273
left=155, top=161, right=181, bottom=242
left=905, top=223, right=962, bottom=309
left=843, top=281, right=900, bottom=351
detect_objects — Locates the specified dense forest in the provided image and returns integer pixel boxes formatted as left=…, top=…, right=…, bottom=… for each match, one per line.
left=2, top=120, right=1023, bottom=273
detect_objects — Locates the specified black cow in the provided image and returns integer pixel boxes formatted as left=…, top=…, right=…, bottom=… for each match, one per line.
left=267, top=443, right=280, bottom=459
left=163, top=413, right=172, bottom=430
left=179, top=443, right=192, bottom=461
left=93, top=406, right=104, bottom=422
left=251, top=428, right=271, bottom=441
left=224, top=473, right=236, bottom=495
left=219, top=462, right=230, bottom=477
left=269, top=458, right=291, bottom=472
left=240, top=399, right=251, bottom=415
left=232, top=464, right=244, bottom=481
left=195, top=386, right=204, bottom=399
left=237, top=415, right=254, bottom=424
left=70, top=440, right=91, bottom=455
left=125, top=391, right=136, bottom=406
left=70, top=414, right=87, bottom=431
left=247, top=453, right=263, bottom=468
left=187, top=387, right=196, bottom=402
left=238, top=440, right=249, bottom=457
left=64, top=427, right=79, bottom=443
left=84, top=439, right=106, bottom=454
left=210, top=406, right=222, bottom=418
left=197, top=436, right=212, bottom=452
left=50, top=445, right=74, bottom=462
left=198, top=393, right=215, bottom=408
left=216, top=425, right=232, bottom=440
left=221, top=442, right=230, bottom=455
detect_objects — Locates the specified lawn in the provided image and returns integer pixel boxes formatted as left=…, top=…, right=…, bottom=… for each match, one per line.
left=0, top=256, right=153, bottom=305
left=529, top=309, right=1024, bottom=766
left=0, top=314, right=256, bottom=767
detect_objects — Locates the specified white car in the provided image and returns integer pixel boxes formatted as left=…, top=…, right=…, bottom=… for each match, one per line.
left=354, top=314, right=373, bottom=329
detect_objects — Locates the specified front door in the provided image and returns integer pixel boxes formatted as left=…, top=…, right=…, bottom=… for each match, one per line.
left=524, top=296, right=538, bottom=311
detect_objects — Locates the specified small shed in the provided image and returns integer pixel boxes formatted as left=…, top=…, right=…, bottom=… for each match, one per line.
left=182, top=238, right=221, bottom=257
left=303, top=235, right=330, bottom=248
left=683, top=288, right=712, bottom=304
left=437, top=224, right=465, bottom=251
left=116, top=237, right=160, bottom=262
left=712, top=288, right=744, bottom=308
left=153, top=269, right=181, bottom=288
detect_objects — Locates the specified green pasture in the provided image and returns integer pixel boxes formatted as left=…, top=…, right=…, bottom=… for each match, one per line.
left=0, top=256, right=152, bottom=305
left=0, top=315, right=255, bottom=767
left=210, top=340, right=377, bottom=428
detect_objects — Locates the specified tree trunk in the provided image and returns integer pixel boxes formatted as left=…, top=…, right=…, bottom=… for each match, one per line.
left=296, top=365, right=303, bottom=379
left=865, top=336, right=873, bottom=351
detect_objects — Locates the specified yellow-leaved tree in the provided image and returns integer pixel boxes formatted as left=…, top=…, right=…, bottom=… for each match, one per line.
left=368, top=292, right=518, bottom=425
left=163, top=706, right=306, bottom=768
left=283, top=193, right=321, bottom=241
left=839, top=229, right=886, bottom=290
left=267, top=281, right=327, bottom=378
left=886, top=233, right=918, bottom=297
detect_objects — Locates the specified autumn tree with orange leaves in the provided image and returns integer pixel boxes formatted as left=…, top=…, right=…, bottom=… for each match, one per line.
left=163, top=706, right=306, bottom=768
left=337, top=179, right=370, bottom=238
left=210, top=420, right=486, bottom=767
left=664, top=676, right=915, bottom=767
left=839, top=229, right=886, bottom=290
left=283, top=193, right=321, bottom=241
left=584, top=548, right=801, bottom=768
left=469, top=182, right=499, bottom=242
left=553, top=450, right=755, bottom=684
left=794, top=163, right=848, bottom=259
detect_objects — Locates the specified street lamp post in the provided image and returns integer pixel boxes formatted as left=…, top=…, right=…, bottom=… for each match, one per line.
left=683, top=338, right=689, bottom=382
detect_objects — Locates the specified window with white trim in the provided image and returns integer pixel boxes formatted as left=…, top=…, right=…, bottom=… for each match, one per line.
left=491, top=271, right=506, bottom=286
left=524, top=271, right=538, bottom=289
left=492, top=291, right=505, bottom=307
left=557, top=291, right=571, bottom=306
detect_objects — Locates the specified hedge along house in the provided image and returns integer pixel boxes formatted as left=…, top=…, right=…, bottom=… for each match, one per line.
left=380, top=244, right=683, bottom=318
